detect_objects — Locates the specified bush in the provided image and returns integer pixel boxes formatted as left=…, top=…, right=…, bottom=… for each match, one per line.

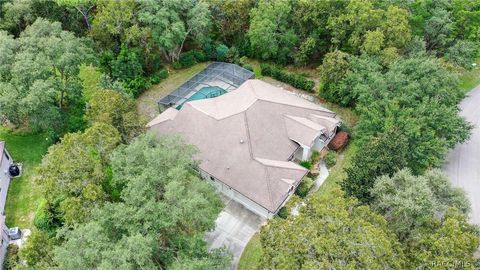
left=123, top=76, right=151, bottom=97
left=445, top=40, right=478, bottom=69
left=260, top=64, right=315, bottom=92
left=192, top=50, right=207, bottom=62
left=324, top=151, right=338, bottom=168
left=243, top=64, right=254, bottom=72
left=216, top=44, right=229, bottom=61
left=178, top=51, right=197, bottom=68
left=3, top=244, right=19, bottom=270
left=277, top=206, right=289, bottom=219
left=34, top=199, right=54, bottom=232
left=295, top=177, right=314, bottom=198
left=299, top=160, right=312, bottom=170
left=310, top=150, right=321, bottom=163
left=172, top=61, right=183, bottom=70
left=149, top=69, right=168, bottom=84
left=226, top=46, right=240, bottom=63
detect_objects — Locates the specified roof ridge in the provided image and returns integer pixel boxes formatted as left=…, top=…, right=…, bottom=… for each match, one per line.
left=254, top=158, right=307, bottom=171
left=263, top=166, right=275, bottom=211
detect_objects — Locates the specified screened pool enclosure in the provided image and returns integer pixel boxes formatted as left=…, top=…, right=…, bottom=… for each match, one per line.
left=158, top=62, right=254, bottom=111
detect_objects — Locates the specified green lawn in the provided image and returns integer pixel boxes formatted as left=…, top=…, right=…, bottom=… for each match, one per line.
left=136, top=63, right=209, bottom=120
left=0, top=128, right=50, bottom=228
left=237, top=232, right=263, bottom=270
left=458, top=63, right=480, bottom=93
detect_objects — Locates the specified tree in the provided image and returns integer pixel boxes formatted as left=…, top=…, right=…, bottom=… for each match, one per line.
left=86, top=89, right=144, bottom=143
left=342, top=127, right=409, bottom=204
left=451, top=0, right=480, bottom=41
left=53, top=134, right=228, bottom=269
left=0, top=19, right=93, bottom=132
left=0, top=0, right=35, bottom=36
left=19, top=229, right=56, bottom=268
left=138, top=0, right=211, bottom=62
left=424, top=7, right=453, bottom=53
left=110, top=45, right=144, bottom=82
left=362, top=29, right=384, bottom=55
left=406, top=208, right=480, bottom=269
left=371, top=168, right=470, bottom=241
left=90, top=0, right=137, bottom=52
left=445, top=40, right=478, bottom=69
left=37, top=123, right=121, bottom=226
left=260, top=188, right=406, bottom=269
left=248, top=0, right=297, bottom=63
left=55, top=0, right=95, bottom=30
left=318, top=49, right=351, bottom=102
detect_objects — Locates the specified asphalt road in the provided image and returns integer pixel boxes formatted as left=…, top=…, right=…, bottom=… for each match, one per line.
left=443, top=85, right=480, bottom=225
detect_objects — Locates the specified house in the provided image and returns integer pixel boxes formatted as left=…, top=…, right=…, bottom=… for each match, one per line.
left=148, top=80, right=341, bottom=218
left=0, top=142, right=14, bottom=266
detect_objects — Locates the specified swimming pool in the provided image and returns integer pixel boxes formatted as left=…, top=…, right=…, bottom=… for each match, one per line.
left=177, top=86, right=227, bottom=109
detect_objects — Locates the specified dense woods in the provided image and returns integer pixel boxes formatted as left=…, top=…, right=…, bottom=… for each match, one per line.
left=0, top=0, right=479, bottom=269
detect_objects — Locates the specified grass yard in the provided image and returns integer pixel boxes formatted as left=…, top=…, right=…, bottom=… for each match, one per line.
left=237, top=232, right=263, bottom=270
left=136, top=62, right=208, bottom=120
left=458, top=61, right=480, bottom=93
left=0, top=128, right=50, bottom=228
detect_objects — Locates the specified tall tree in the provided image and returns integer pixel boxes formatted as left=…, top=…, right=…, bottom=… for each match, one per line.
left=248, top=0, right=298, bottom=63
left=138, top=0, right=211, bottom=62
left=37, top=123, right=121, bottom=226
left=53, top=134, right=228, bottom=269
left=371, top=168, right=470, bottom=241
left=260, top=189, right=406, bottom=269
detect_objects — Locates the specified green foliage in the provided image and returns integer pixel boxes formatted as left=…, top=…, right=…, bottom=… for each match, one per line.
left=299, top=160, right=312, bottom=170
left=261, top=189, right=406, bottom=269
left=179, top=51, right=198, bottom=68
left=295, top=177, right=313, bottom=198
left=242, top=64, right=253, bottom=72
left=277, top=207, right=288, bottom=219
left=371, top=168, right=471, bottom=241
left=3, top=244, right=19, bottom=270
left=319, top=50, right=351, bottom=102
left=52, top=134, right=228, bottom=269
left=123, top=76, right=151, bottom=97
left=215, top=44, right=229, bottom=61
left=19, top=229, right=56, bottom=268
left=111, top=45, right=144, bottom=82
left=138, top=0, right=211, bottom=62
left=342, top=128, right=409, bottom=204
left=0, top=18, right=93, bottom=134
left=33, top=199, right=55, bottom=232
left=324, top=151, right=337, bottom=168
left=86, top=89, right=144, bottom=142
left=78, top=65, right=102, bottom=102
left=261, top=64, right=315, bottom=92
left=248, top=0, right=297, bottom=63
left=37, top=123, right=121, bottom=227
left=406, top=208, right=480, bottom=269
left=445, top=40, right=479, bottom=69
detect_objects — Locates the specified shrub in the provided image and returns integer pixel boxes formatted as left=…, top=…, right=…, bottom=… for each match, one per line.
left=310, top=150, right=321, bottom=163
left=179, top=51, right=197, bottom=68
left=3, top=244, right=19, bottom=270
left=277, top=206, right=289, bottom=219
left=299, top=160, right=312, bottom=170
left=123, top=76, right=151, bottom=97
left=34, top=199, right=54, bottom=232
left=172, top=61, right=183, bottom=70
left=149, top=69, right=169, bottom=84
left=295, top=177, right=314, bottom=198
left=192, top=50, right=207, bottom=62
left=445, top=40, right=478, bottom=69
left=243, top=64, right=254, bottom=72
left=216, top=44, right=229, bottom=61
left=226, top=46, right=240, bottom=63
left=260, top=64, right=315, bottom=92
left=324, top=151, right=338, bottom=168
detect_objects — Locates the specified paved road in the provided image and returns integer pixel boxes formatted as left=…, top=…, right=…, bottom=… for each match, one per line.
left=443, top=85, right=480, bottom=225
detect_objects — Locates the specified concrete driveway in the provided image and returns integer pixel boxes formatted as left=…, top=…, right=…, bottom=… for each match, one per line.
left=443, top=85, right=480, bottom=225
left=205, top=196, right=266, bottom=269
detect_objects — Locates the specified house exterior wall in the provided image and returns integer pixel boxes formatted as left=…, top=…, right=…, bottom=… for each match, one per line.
left=0, top=150, right=12, bottom=215
left=200, top=170, right=273, bottom=218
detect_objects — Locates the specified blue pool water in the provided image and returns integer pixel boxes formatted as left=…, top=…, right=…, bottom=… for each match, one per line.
left=177, top=86, right=226, bottom=109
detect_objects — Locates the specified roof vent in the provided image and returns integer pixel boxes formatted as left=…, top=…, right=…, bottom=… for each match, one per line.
left=240, top=139, right=244, bottom=144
